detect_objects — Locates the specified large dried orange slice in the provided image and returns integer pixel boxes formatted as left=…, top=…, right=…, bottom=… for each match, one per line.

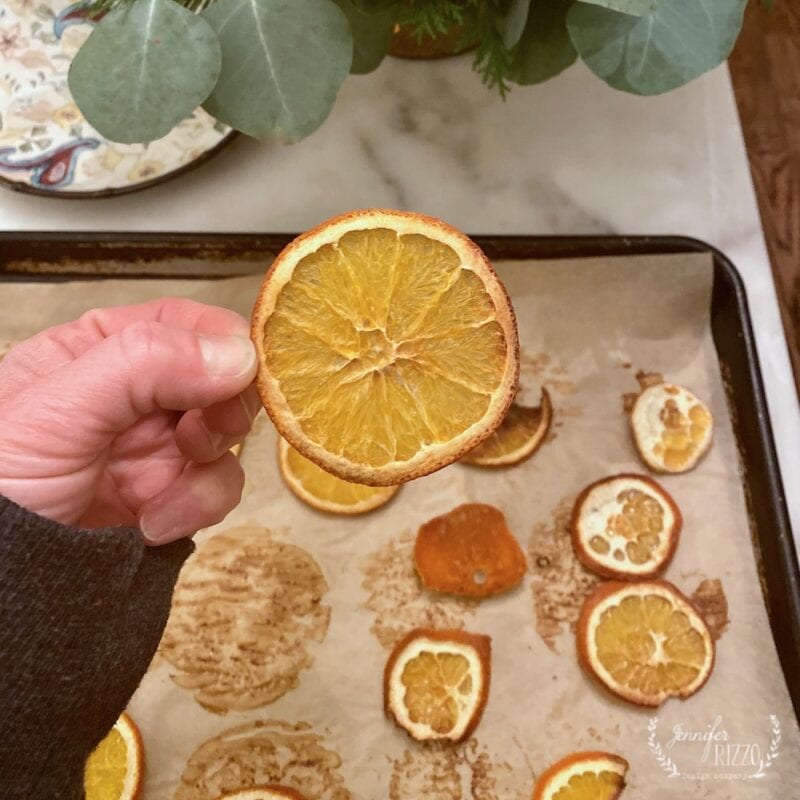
left=571, top=474, right=681, bottom=580
left=532, top=751, right=629, bottom=800
left=384, top=628, right=491, bottom=742
left=414, top=503, right=526, bottom=598
left=462, top=387, right=552, bottom=466
left=251, top=209, right=519, bottom=486
left=578, top=580, right=714, bottom=707
left=278, top=437, right=399, bottom=514
left=84, top=712, right=144, bottom=800
left=214, top=788, right=308, bottom=800
left=630, top=383, right=713, bottom=473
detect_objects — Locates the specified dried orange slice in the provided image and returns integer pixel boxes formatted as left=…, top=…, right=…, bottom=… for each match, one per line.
left=84, top=712, right=144, bottom=800
left=577, top=580, right=714, bottom=707
left=384, top=628, right=491, bottom=742
left=571, top=474, right=681, bottom=580
left=414, top=503, right=526, bottom=598
left=462, top=387, right=552, bottom=466
left=278, top=437, right=399, bottom=514
left=251, top=209, right=519, bottom=486
left=630, top=383, right=713, bottom=473
left=214, top=788, right=308, bottom=800
left=532, top=751, right=629, bottom=800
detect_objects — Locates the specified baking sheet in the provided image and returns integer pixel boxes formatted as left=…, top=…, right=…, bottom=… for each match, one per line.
left=1, top=253, right=798, bottom=797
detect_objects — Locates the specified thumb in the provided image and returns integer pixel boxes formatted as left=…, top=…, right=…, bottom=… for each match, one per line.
left=23, top=320, right=258, bottom=443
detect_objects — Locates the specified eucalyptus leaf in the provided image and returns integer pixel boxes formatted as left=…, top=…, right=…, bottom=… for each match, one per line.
left=510, top=0, right=577, bottom=86
left=573, top=0, right=659, bottom=15
left=202, top=0, right=352, bottom=140
left=499, top=0, right=531, bottom=49
left=568, top=0, right=747, bottom=95
left=68, top=0, right=221, bottom=143
left=334, top=0, right=396, bottom=74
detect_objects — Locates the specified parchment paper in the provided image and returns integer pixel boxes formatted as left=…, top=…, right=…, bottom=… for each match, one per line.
left=2, top=253, right=798, bottom=798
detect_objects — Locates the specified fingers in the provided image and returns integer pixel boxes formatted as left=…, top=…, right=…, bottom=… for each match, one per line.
left=12, top=319, right=258, bottom=451
left=138, top=452, right=245, bottom=545
left=0, top=299, right=253, bottom=406
left=174, top=385, right=261, bottom=463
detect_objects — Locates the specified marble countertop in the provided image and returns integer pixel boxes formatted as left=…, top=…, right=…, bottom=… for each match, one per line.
left=1, top=57, right=798, bottom=548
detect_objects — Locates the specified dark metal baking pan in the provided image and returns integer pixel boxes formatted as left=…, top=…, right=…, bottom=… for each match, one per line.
left=1, top=232, right=797, bottom=720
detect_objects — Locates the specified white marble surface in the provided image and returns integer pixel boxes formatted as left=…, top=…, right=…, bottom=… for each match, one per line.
left=1, top=57, right=798, bottom=546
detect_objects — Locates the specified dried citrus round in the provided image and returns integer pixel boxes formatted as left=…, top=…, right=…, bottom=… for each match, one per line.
left=631, top=383, right=713, bottom=473
left=571, top=474, right=681, bottom=580
left=214, top=788, right=308, bottom=800
left=278, top=437, right=399, bottom=514
left=462, top=387, right=552, bottom=466
left=384, top=628, right=491, bottom=742
left=532, top=751, right=629, bottom=800
left=251, top=209, right=519, bottom=486
left=578, top=580, right=715, bottom=707
left=414, top=503, right=526, bottom=598
left=84, top=712, right=144, bottom=800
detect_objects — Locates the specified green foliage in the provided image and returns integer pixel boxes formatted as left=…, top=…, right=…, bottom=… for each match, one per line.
left=333, top=0, right=396, bottom=74
left=71, top=0, right=751, bottom=144
left=201, top=0, right=352, bottom=140
left=69, top=0, right=220, bottom=143
left=568, top=0, right=748, bottom=95
left=510, top=0, right=576, bottom=86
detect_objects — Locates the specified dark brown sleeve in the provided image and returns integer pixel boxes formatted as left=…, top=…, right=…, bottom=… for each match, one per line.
left=0, top=495, right=193, bottom=800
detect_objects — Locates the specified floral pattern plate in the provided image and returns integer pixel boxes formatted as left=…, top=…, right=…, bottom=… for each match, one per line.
left=0, top=0, right=234, bottom=197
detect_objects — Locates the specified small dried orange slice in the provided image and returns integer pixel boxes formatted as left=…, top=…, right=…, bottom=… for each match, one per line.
left=571, top=474, right=681, bottom=580
left=461, top=387, right=552, bottom=466
left=278, top=437, right=399, bottom=515
left=384, top=628, right=491, bottom=742
left=578, top=580, right=715, bottom=707
left=84, top=712, right=144, bottom=800
left=630, top=383, right=713, bottom=473
left=214, top=788, right=308, bottom=800
left=414, top=503, right=526, bottom=597
left=251, top=209, right=519, bottom=487
left=532, top=751, right=629, bottom=800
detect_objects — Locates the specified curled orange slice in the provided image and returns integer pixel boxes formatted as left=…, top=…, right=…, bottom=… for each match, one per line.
left=278, top=437, right=399, bottom=515
left=84, top=712, right=144, bottom=800
left=251, top=209, right=519, bottom=486
left=462, top=387, right=552, bottom=466
left=630, top=383, right=713, bottom=473
left=577, top=580, right=715, bottom=707
left=532, top=751, right=629, bottom=800
left=414, top=503, right=526, bottom=598
left=384, top=628, right=491, bottom=743
left=571, top=474, right=681, bottom=580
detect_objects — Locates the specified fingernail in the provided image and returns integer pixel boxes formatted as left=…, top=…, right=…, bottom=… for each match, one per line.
left=199, top=334, right=256, bottom=378
left=139, top=514, right=170, bottom=545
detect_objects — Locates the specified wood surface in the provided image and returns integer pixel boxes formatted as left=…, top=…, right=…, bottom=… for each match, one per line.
left=729, top=1, right=800, bottom=395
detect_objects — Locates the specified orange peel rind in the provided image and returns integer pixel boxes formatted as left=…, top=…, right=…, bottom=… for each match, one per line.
left=384, top=628, right=491, bottom=743
left=532, top=751, right=629, bottom=800
left=414, top=503, right=526, bottom=598
left=571, top=474, right=681, bottom=580
left=577, top=580, right=715, bottom=707
left=214, top=788, right=308, bottom=800
left=84, top=712, right=144, bottom=800
left=461, top=387, right=552, bottom=467
left=251, top=209, right=519, bottom=487
left=278, top=437, right=399, bottom=515
left=630, top=383, right=713, bottom=473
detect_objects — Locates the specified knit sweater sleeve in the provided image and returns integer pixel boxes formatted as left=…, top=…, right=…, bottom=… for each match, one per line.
left=0, top=495, right=193, bottom=800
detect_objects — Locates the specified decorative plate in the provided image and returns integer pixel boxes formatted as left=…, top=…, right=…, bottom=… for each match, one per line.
left=0, top=0, right=234, bottom=198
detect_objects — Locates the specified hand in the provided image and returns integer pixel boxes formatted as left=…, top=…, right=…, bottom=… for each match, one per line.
left=0, top=298, right=259, bottom=544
